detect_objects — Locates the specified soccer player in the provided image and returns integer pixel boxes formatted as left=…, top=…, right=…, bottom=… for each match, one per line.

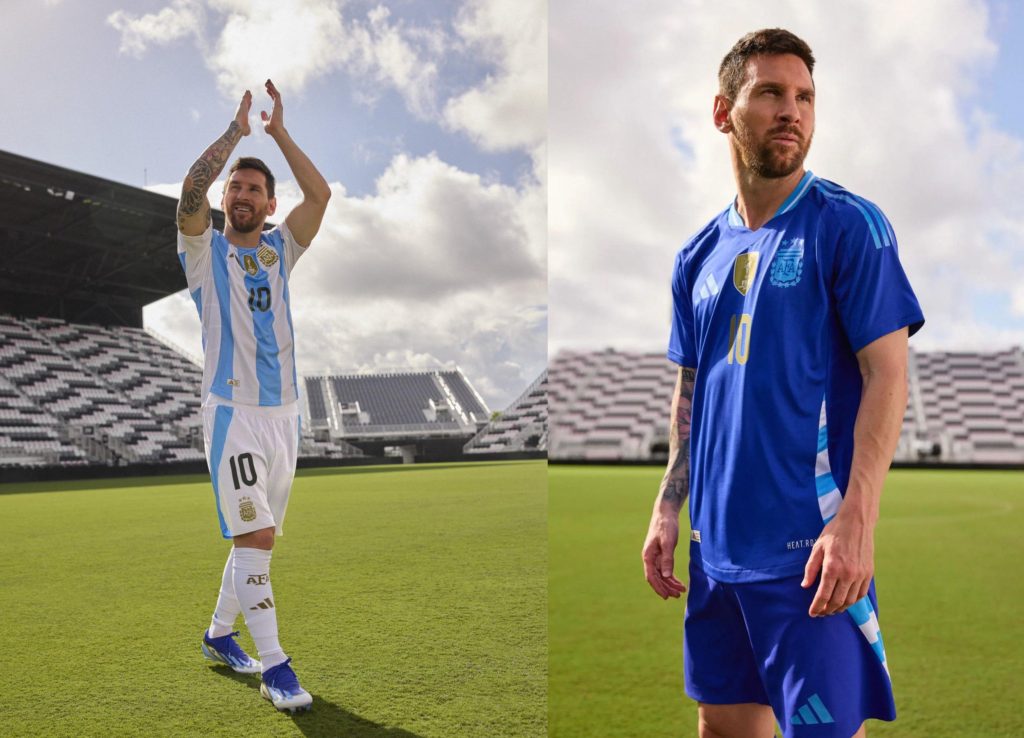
left=176, top=79, right=331, bottom=713
left=641, top=30, right=924, bottom=738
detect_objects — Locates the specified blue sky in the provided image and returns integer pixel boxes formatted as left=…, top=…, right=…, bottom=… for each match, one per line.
left=0, top=0, right=546, bottom=409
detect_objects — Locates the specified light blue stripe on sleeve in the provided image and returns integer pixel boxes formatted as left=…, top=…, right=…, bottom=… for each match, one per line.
left=209, top=405, right=234, bottom=539
left=814, top=472, right=836, bottom=496
left=815, top=185, right=882, bottom=249
left=816, top=181, right=890, bottom=248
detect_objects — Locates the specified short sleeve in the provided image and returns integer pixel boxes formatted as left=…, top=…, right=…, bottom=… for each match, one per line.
left=832, top=207, right=925, bottom=352
left=667, top=251, right=698, bottom=367
left=278, top=221, right=308, bottom=275
left=177, top=224, right=212, bottom=288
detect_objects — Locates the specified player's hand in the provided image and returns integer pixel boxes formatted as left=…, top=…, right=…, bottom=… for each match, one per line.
left=643, top=513, right=687, bottom=599
left=233, top=90, right=252, bottom=136
left=261, top=79, right=285, bottom=138
left=801, top=511, right=874, bottom=617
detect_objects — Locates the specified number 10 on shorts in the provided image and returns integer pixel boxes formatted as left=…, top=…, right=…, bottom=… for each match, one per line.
left=229, top=453, right=258, bottom=489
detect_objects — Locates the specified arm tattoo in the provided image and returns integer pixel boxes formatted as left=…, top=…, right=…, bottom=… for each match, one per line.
left=659, top=367, right=696, bottom=510
left=177, top=121, right=243, bottom=229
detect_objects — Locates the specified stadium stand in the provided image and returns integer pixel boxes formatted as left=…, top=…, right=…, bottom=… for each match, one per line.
left=0, top=313, right=205, bottom=467
left=303, top=369, right=491, bottom=460
left=548, top=347, right=1024, bottom=464
left=465, top=371, right=547, bottom=454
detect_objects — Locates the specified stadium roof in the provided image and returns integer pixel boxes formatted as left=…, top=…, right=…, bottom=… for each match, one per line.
left=0, top=149, right=238, bottom=327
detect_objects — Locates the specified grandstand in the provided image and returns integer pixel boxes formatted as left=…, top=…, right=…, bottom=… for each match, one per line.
left=304, top=369, right=491, bottom=460
left=548, top=347, right=1024, bottom=464
left=465, top=371, right=547, bottom=454
left=0, top=313, right=205, bottom=468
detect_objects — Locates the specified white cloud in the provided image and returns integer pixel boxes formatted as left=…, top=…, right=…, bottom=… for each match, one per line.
left=144, top=151, right=546, bottom=409
left=107, top=0, right=204, bottom=56
left=108, top=0, right=443, bottom=121
left=549, top=0, right=1024, bottom=353
left=444, top=0, right=547, bottom=152
left=204, top=0, right=347, bottom=96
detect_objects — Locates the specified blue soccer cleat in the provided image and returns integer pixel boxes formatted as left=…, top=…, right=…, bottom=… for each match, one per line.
left=201, top=630, right=262, bottom=674
left=260, top=658, right=313, bottom=712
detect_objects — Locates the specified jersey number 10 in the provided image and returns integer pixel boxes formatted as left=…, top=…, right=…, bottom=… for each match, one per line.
left=727, top=313, right=753, bottom=365
left=248, top=287, right=271, bottom=313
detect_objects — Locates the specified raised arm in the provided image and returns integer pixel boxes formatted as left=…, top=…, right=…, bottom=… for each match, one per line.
left=260, top=79, right=331, bottom=247
left=801, top=327, right=909, bottom=616
left=642, top=365, right=697, bottom=599
left=177, top=91, right=252, bottom=235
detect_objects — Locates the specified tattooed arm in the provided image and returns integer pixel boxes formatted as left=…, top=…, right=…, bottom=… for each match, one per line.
left=177, top=91, right=252, bottom=236
left=642, top=365, right=696, bottom=599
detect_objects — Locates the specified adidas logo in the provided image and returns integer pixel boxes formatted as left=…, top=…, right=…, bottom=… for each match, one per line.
left=695, top=272, right=720, bottom=305
left=790, top=693, right=834, bottom=726
left=250, top=597, right=275, bottom=611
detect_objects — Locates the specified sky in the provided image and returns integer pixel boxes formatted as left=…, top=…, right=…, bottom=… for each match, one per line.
left=0, top=0, right=545, bottom=411
left=550, top=0, right=1024, bottom=355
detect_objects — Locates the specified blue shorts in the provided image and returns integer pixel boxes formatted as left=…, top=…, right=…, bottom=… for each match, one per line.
left=684, top=562, right=896, bottom=738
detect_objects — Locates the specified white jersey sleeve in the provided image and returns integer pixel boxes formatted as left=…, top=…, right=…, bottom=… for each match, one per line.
left=277, top=221, right=309, bottom=276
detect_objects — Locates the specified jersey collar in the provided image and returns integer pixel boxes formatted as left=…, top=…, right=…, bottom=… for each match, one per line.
left=727, top=170, right=817, bottom=229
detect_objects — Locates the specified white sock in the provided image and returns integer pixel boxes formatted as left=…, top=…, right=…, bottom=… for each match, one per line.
left=209, top=548, right=241, bottom=638
left=232, top=547, right=287, bottom=670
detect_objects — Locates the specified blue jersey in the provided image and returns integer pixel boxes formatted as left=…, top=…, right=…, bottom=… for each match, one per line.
left=667, top=171, right=924, bottom=583
left=178, top=222, right=307, bottom=407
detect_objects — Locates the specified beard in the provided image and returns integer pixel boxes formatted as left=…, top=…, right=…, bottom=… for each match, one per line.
left=226, top=204, right=267, bottom=234
left=732, top=116, right=813, bottom=179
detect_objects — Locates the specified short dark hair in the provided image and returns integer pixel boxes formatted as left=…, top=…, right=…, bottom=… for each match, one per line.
left=226, top=157, right=275, bottom=199
left=718, top=28, right=815, bottom=101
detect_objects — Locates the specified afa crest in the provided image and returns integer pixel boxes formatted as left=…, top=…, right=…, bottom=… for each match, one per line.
left=770, top=238, right=804, bottom=287
left=257, top=244, right=279, bottom=269
left=239, top=496, right=257, bottom=522
left=733, top=252, right=759, bottom=296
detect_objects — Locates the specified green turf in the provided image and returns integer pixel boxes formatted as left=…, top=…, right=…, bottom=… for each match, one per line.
left=0, top=461, right=546, bottom=737
left=549, top=466, right=1024, bottom=737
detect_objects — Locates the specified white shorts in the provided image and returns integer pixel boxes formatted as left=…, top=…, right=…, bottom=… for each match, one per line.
left=201, top=396, right=300, bottom=539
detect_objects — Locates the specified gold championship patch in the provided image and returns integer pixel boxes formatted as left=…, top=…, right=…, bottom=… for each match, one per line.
left=257, top=244, right=279, bottom=269
left=239, top=496, right=257, bottom=522
left=243, top=254, right=259, bottom=276
left=733, top=252, right=759, bottom=296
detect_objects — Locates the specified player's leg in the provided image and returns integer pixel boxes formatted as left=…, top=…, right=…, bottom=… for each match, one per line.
left=684, top=563, right=776, bottom=738
left=208, top=547, right=242, bottom=636
left=232, top=526, right=286, bottom=670
left=736, top=576, right=894, bottom=738
left=245, top=410, right=311, bottom=712
left=698, top=703, right=776, bottom=738
left=199, top=405, right=261, bottom=673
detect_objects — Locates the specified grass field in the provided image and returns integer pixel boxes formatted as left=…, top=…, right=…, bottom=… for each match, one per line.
left=0, top=461, right=546, bottom=738
left=549, top=466, right=1024, bottom=738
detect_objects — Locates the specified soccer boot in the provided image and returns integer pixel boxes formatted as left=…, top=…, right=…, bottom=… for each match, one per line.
left=260, top=658, right=313, bottom=713
left=201, top=630, right=262, bottom=674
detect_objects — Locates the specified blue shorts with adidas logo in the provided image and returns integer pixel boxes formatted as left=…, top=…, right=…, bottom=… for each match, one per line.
left=683, top=561, right=896, bottom=737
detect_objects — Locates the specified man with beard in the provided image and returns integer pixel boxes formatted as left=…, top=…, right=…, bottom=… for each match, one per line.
left=177, top=79, right=330, bottom=713
left=641, top=30, right=924, bottom=738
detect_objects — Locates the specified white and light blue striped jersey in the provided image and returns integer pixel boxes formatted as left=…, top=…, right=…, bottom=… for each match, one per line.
left=667, top=171, right=924, bottom=583
left=178, top=222, right=307, bottom=407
